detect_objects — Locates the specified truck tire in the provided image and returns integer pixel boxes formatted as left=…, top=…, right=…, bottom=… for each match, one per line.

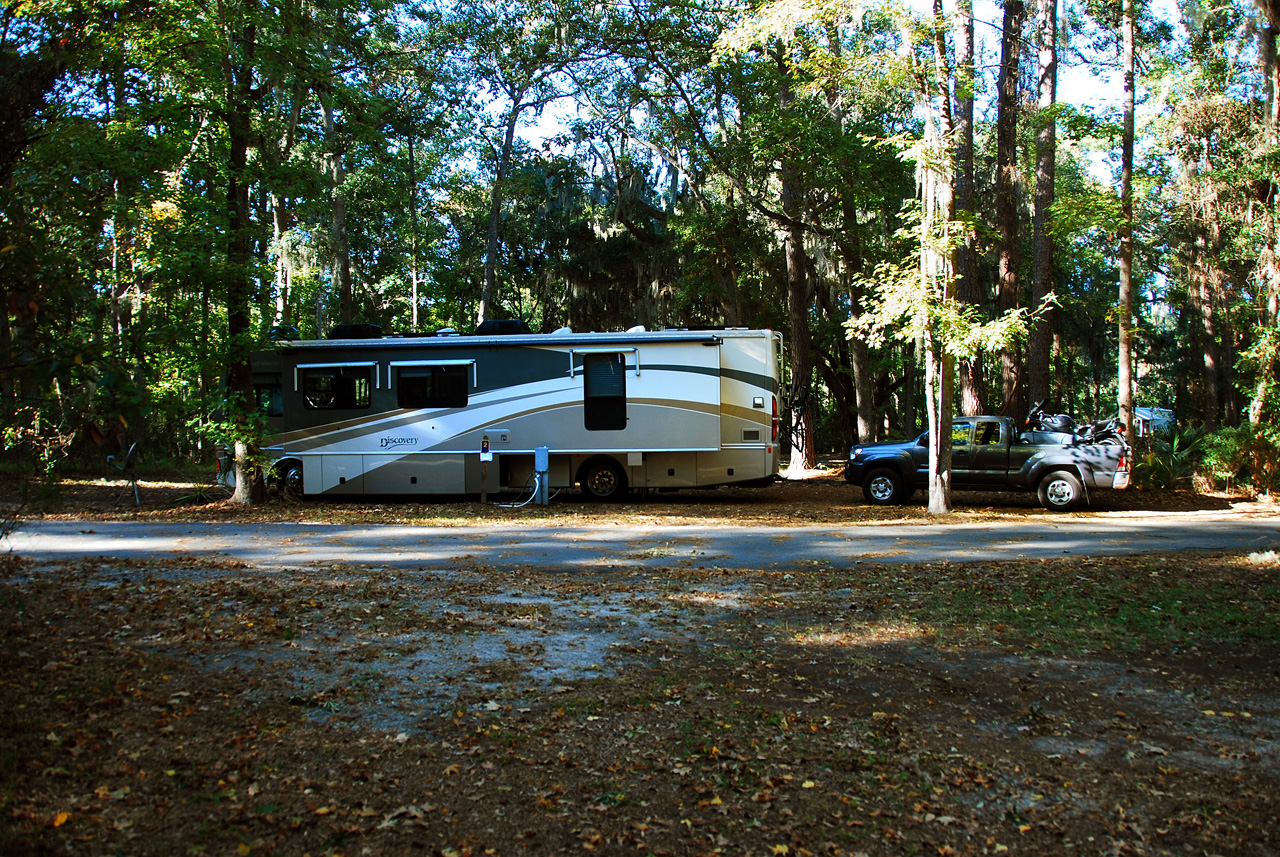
left=579, top=458, right=629, bottom=501
left=1038, top=470, right=1084, bottom=511
left=863, top=467, right=906, bottom=505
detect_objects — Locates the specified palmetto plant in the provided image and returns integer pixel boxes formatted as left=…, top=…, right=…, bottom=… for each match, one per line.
left=1136, top=426, right=1204, bottom=489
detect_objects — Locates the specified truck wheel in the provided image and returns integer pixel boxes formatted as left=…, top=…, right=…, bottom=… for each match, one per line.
left=579, top=458, right=629, bottom=501
left=862, top=468, right=906, bottom=505
left=1038, top=470, right=1084, bottom=511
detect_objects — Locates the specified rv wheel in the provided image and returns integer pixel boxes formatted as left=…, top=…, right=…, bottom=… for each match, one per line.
left=272, top=462, right=305, bottom=498
left=283, top=464, right=304, bottom=497
left=578, top=458, right=628, bottom=501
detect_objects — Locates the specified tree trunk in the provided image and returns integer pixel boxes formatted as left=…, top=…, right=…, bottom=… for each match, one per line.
left=1117, top=0, right=1136, bottom=433
left=1188, top=248, right=1222, bottom=428
left=925, top=331, right=955, bottom=514
left=902, top=341, right=917, bottom=436
left=408, top=132, right=420, bottom=332
left=816, top=344, right=857, bottom=454
left=924, top=0, right=956, bottom=514
left=778, top=58, right=815, bottom=472
left=1027, top=0, right=1057, bottom=409
left=782, top=206, right=815, bottom=471
left=1251, top=11, right=1280, bottom=423
left=222, top=0, right=265, bottom=505
left=323, top=96, right=353, bottom=326
left=265, top=71, right=301, bottom=330
left=272, top=193, right=291, bottom=326
left=953, top=0, right=984, bottom=416
left=850, top=336, right=874, bottom=442
left=996, top=0, right=1026, bottom=418
left=825, top=22, right=878, bottom=444
left=481, top=99, right=523, bottom=327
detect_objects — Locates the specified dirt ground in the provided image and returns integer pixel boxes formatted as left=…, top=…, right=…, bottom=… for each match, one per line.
left=1, top=464, right=1257, bottom=526
left=2, top=474, right=1278, bottom=856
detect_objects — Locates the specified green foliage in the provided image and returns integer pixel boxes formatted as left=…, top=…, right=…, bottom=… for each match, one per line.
left=2, top=0, right=1277, bottom=481
left=1134, top=425, right=1203, bottom=489
left=846, top=213, right=1038, bottom=361
left=1200, top=424, right=1280, bottom=494
left=1239, top=328, right=1280, bottom=423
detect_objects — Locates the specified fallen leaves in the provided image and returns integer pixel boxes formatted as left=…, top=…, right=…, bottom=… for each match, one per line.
left=3, top=544, right=1279, bottom=857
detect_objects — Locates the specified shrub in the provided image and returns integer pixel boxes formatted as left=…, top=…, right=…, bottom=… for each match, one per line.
left=1200, top=424, right=1280, bottom=494
left=1135, top=426, right=1204, bottom=489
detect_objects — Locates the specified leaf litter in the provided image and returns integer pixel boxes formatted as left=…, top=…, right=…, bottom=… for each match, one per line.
left=2, top=486, right=1279, bottom=855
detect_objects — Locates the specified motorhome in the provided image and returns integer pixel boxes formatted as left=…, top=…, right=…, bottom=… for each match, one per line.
left=244, top=324, right=784, bottom=499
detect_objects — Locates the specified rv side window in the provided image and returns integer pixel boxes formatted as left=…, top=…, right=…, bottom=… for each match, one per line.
left=255, top=383, right=284, bottom=417
left=397, top=365, right=468, bottom=409
left=583, top=352, right=627, bottom=431
left=303, top=367, right=371, bottom=410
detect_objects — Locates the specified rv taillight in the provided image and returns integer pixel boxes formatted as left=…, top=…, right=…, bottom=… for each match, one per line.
left=771, top=396, right=779, bottom=442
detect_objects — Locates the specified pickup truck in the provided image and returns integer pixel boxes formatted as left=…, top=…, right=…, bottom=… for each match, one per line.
left=844, top=415, right=1131, bottom=511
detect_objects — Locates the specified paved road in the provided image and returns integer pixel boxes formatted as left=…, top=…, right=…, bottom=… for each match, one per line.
left=4, top=512, right=1278, bottom=570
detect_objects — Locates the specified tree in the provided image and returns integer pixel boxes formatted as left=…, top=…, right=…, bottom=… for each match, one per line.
left=443, top=0, right=586, bottom=327
left=952, top=0, right=984, bottom=416
left=1027, top=0, right=1058, bottom=408
left=775, top=47, right=818, bottom=471
left=1116, top=0, right=1136, bottom=435
left=214, top=0, right=268, bottom=504
left=660, top=0, right=912, bottom=466
left=921, top=0, right=959, bottom=512
left=995, top=0, right=1026, bottom=418
left=1250, top=0, right=1280, bottom=423
left=716, top=0, right=1033, bottom=510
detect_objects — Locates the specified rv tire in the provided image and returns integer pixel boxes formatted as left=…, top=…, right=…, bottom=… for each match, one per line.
left=269, top=461, right=305, bottom=498
left=282, top=463, right=305, bottom=497
left=578, top=458, right=629, bottom=501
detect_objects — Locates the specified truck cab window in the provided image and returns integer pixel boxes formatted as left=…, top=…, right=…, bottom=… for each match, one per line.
left=975, top=420, right=1001, bottom=445
left=303, top=367, right=371, bottom=410
left=583, top=352, right=627, bottom=431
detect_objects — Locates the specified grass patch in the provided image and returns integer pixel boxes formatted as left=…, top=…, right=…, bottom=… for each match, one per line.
left=827, top=552, right=1280, bottom=653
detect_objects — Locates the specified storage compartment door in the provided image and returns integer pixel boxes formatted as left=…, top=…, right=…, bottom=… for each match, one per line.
left=320, top=455, right=365, bottom=494
left=363, top=454, right=467, bottom=494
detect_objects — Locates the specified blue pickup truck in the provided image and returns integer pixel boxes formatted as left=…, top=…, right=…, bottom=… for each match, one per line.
left=844, top=415, right=1131, bottom=511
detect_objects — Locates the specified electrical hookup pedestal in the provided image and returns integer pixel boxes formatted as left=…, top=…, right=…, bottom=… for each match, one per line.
left=480, top=435, right=492, bottom=503
left=534, top=446, right=550, bottom=506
